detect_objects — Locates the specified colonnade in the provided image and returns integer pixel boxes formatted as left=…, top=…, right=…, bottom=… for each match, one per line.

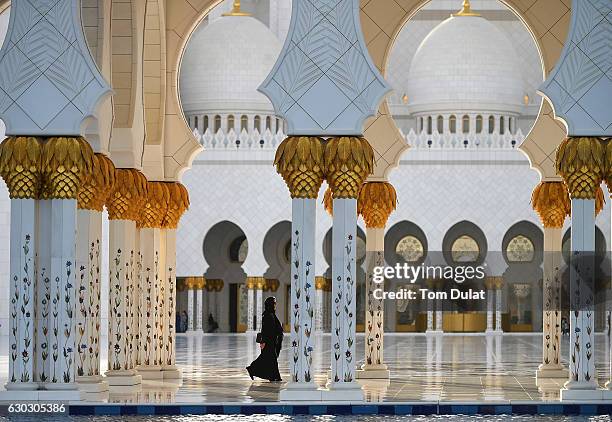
left=0, top=142, right=189, bottom=398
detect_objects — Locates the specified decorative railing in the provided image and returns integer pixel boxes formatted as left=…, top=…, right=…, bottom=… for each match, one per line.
left=194, top=128, right=286, bottom=150
left=193, top=127, right=526, bottom=152
left=402, top=128, right=525, bottom=149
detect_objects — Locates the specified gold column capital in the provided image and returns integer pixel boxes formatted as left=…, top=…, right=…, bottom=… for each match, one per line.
left=315, top=276, right=327, bottom=290
left=485, top=276, right=504, bottom=290
left=106, top=168, right=148, bottom=221
left=556, top=136, right=604, bottom=199
left=324, top=136, right=374, bottom=199
left=246, top=276, right=265, bottom=290
left=195, top=277, right=206, bottom=290
left=0, top=136, right=42, bottom=199
left=139, top=181, right=170, bottom=229
left=274, top=136, right=325, bottom=199
left=358, top=181, right=397, bottom=229
left=531, top=181, right=570, bottom=228
left=162, top=182, right=189, bottom=229
left=77, top=153, right=116, bottom=211
left=205, top=279, right=224, bottom=292
left=40, top=136, right=94, bottom=200
left=265, top=278, right=280, bottom=292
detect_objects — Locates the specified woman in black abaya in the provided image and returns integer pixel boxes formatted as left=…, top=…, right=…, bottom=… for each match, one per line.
left=246, top=296, right=283, bottom=381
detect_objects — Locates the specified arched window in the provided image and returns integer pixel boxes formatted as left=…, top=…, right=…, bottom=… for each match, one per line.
left=240, top=115, right=248, bottom=131
left=229, top=236, right=248, bottom=263
left=203, top=116, right=209, bottom=131
left=476, top=115, right=483, bottom=133
left=396, top=235, right=424, bottom=262
left=500, top=116, right=505, bottom=134
left=194, top=116, right=199, bottom=129
left=462, top=115, right=469, bottom=134
left=228, top=115, right=235, bottom=130
left=214, top=115, right=221, bottom=132
left=437, top=116, right=443, bottom=133
left=451, top=235, right=479, bottom=262
left=266, top=116, right=271, bottom=130
left=419, top=117, right=423, bottom=132
left=427, top=116, right=432, bottom=135
left=254, top=116, right=261, bottom=132
left=506, top=235, right=535, bottom=262
left=449, top=115, right=457, bottom=133
left=488, top=116, right=495, bottom=134
left=276, top=118, right=281, bottom=132
left=509, top=117, right=514, bottom=134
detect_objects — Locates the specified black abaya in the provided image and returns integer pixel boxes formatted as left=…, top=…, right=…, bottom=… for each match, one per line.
left=247, top=311, right=283, bottom=381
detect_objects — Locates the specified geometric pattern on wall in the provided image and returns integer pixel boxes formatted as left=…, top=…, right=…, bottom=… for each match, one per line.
left=540, top=0, right=612, bottom=136
left=0, top=0, right=110, bottom=136
left=259, top=0, right=390, bottom=135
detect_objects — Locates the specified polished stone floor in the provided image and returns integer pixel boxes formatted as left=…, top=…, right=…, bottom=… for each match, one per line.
left=0, top=333, right=610, bottom=404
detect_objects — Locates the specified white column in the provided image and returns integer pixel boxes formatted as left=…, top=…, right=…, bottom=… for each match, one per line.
left=186, top=287, right=195, bottom=333
left=42, top=199, right=80, bottom=396
left=279, top=199, right=320, bottom=401
left=357, top=227, right=389, bottom=379
left=314, top=278, right=325, bottom=333
left=75, top=209, right=107, bottom=392
left=486, top=288, right=494, bottom=333
left=196, top=287, right=204, bottom=332
left=6, top=199, right=38, bottom=392
left=137, top=228, right=163, bottom=379
left=106, top=219, right=142, bottom=386
left=202, top=288, right=210, bottom=332
left=426, top=299, right=434, bottom=333
left=256, top=285, right=263, bottom=332
left=161, top=228, right=181, bottom=379
left=324, top=198, right=363, bottom=400
left=562, top=199, right=599, bottom=400
left=495, top=288, right=503, bottom=333
left=537, top=227, right=567, bottom=379
left=246, top=284, right=255, bottom=332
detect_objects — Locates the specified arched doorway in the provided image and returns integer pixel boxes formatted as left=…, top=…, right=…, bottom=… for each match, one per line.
left=201, top=220, right=248, bottom=332
left=262, top=221, right=291, bottom=329
left=501, top=221, right=544, bottom=332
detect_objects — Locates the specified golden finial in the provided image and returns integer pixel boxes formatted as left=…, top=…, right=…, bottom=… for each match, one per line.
left=454, top=0, right=481, bottom=17
left=222, top=0, right=251, bottom=17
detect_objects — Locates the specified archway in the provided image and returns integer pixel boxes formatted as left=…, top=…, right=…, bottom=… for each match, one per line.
left=262, top=221, right=291, bottom=326
left=385, top=221, right=428, bottom=332
left=201, top=220, right=248, bottom=332
left=501, top=221, right=544, bottom=332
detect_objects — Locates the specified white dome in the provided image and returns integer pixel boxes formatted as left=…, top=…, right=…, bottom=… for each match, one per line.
left=407, top=13, right=523, bottom=115
left=179, top=15, right=281, bottom=115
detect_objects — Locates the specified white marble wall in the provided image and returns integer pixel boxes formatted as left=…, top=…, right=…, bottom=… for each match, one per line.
left=177, top=148, right=611, bottom=283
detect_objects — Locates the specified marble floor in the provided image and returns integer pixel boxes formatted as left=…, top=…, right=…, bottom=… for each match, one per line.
left=0, top=333, right=610, bottom=404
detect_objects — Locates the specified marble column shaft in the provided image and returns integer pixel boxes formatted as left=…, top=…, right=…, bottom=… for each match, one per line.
left=75, top=209, right=104, bottom=384
left=540, top=227, right=564, bottom=374
left=361, top=227, right=388, bottom=376
left=330, top=198, right=359, bottom=386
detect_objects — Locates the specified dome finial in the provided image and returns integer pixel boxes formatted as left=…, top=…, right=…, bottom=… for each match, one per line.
left=222, top=0, right=251, bottom=17
left=454, top=0, right=481, bottom=17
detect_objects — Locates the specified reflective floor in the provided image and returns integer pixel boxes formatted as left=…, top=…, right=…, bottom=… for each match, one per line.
left=0, top=333, right=610, bottom=404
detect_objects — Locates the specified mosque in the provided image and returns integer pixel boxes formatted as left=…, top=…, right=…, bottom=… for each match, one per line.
left=175, top=0, right=611, bottom=337
left=0, top=0, right=609, bottom=415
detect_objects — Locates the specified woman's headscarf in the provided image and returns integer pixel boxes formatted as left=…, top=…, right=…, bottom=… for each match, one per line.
left=264, top=296, right=276, bottom=314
